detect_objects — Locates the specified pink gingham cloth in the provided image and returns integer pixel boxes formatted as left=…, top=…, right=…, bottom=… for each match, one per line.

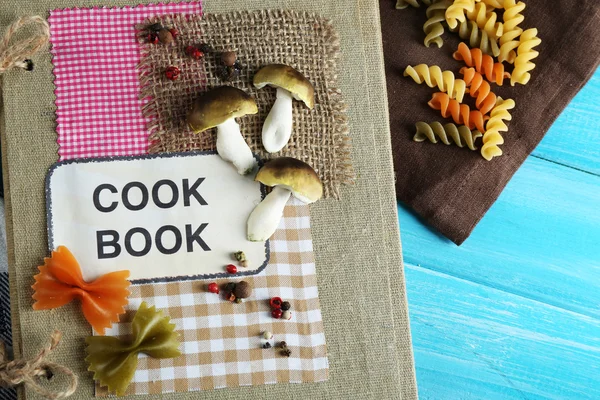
left=49, top=2, right=202, bottom=160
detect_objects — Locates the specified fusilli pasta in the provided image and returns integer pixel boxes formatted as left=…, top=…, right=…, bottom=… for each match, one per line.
left=445, top=0, right=476, bottom=29
left=404, top=64, right=467, bottom=102
left=481, top=0, right=504, bottom=8
left=428, top=92, right=488, bottom=132
left=396, top=0, right=433, bottom=9
left=510, top=28, right=541, bottom=86
left=451, top=20, right=500, bottom=57
left=423, top=0, right=452, bottom=48
left=465, top=2, right=503, bottom=39
left=460, top=67, right=497, bottom=114
left=481, top=97, right=516, bottom=160
left=414, top=121, right=482, bottom=150
left=453, top=42, right=510, bottom=85
left=498, top=0, right=525, bottom=63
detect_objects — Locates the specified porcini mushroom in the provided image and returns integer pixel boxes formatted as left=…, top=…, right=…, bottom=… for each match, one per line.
left=247, top=157, right=322, bottom=241
left=187, top=86, right=258, bottom=175
left=253, top=64, right=314, bottom=153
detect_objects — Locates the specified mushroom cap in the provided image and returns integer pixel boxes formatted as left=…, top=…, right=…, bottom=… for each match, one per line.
left=253, top=64, right=315, bottom=109
left=187, top=86, right=258, bottom=133
left=255, top=157, right=323, bottom=203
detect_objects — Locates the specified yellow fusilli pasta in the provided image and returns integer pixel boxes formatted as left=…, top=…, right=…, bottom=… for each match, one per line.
left=445, top=0, right=476, bottom=29
left=511, top=28, right=541, bottom=86
left=465, top=2, right=503, bottom=39
left=404, top=64, right=467, bottom=102
left=396, top=0, right=433, bottom=9
left=423, top=0, right=452, bottom=48
left=481, top=97, right=516, bottom=160
left=481, top=0, right=504, bottom=8
left=451, top=20, right=500, bottom=57
left=498, top=0, right=525, bottom=63
left=414, top=121, right=482, bottom=150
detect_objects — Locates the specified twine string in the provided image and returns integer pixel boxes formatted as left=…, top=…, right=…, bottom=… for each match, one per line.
left=0, top=15, right=50, bottom=74
left=0, top=331, right=78, bottom=399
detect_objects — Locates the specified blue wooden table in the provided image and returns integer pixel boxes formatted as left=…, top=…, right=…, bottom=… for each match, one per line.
left=399, top=68, right=600, bottom=399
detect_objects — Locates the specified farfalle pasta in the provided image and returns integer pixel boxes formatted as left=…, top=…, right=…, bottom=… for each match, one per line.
left=453, top=42, right=510, bottom=85
left=460, top=67, right=497, bottom=114
left=451, top=20, right=500, bottom=57
left=465, top=2, right=503, bottom=39
left=511, top=28, right=541, bottom=86
left=32, top=246, right=130, bottom=335
left=414, top=121, right=482, bottom=150
left=428, top=92, right=487, bottom=132
left=86, top=302, right=181, bottom=396
left=481, top=97, right=516, bottom=160
left=498, top=0, right=525, bottom=63
left=404, top=64, right=467, bottom=102
left=423, top=0, right=452, bottom=48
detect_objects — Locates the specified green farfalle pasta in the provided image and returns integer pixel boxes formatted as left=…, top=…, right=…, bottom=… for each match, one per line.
left=414, top=121, right=482, bottom=151
left=85, top=302, right=181, bottom=396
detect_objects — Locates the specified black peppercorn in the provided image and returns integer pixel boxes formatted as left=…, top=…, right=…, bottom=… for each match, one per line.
left=198, top=43, right=212, bottom=53
left=281, top=349, right=292, bottom=357
left=281, top=301, right=291, bottom=311
left=262, top=342, right=272, bottom=349
left=147, top=23, right=163, bottom=32
left=225, top=282, right=237, bottom=292
left=278, top=341, right=287, bottom=349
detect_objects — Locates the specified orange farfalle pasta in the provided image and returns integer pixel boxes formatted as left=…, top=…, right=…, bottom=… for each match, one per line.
left=460, top=67, right=497, bottom=115
left=428, top=92, right=487, bottom=133
left=32, top=246, right=130, bottom=335
left=453, top=42, right=510, bottom=85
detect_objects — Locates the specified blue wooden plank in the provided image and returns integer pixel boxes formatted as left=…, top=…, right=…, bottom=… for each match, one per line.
left=406, top=264, right=600, bottom=400
left=399, top=155, right=600, bottom=318
left=532, top=68, right=600, bottom=175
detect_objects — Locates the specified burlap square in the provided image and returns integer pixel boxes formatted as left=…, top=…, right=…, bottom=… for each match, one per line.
left=137, top=10, right=354, bottom=198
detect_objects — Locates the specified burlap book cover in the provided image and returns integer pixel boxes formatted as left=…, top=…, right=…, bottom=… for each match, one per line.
left=0, top=1, right=417, bottom=399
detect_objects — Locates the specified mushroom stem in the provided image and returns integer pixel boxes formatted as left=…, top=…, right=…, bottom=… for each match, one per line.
left=261, top=87, right=293, bottom=153
left=216, top=118, right=257, bottom=175
left=247, top=186, right=291, bottom=241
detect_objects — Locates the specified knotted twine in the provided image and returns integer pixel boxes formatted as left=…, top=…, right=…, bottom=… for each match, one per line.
left=0, top=15, right=50, bottom=74
left=0, top=331, right=77, bottom=399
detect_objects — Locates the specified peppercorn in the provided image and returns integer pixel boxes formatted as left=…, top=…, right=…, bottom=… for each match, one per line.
left=270, top=297, right=283, bottom=309
left=207, top=282, right=219, bottom=294
left=233, top=281, right=252, bottom=299
left=226, top=264, right=238, bottom=274
left=282, top=310, right=292, bottom=320
left=217, top=65, right=239, bottom=81
left=221, top=51, right=237, bottom=67
left=278, top=341, right=287, bottom=349
left=262, top=342, right=272, bottom=349
left=198, top=43, right=212, bottom=53
left=158, top=28, right=174, bottom=44
left=165, top=66, right=180, bottom=80
left=281, top=301, right=291, bottom=311
left=263, top=331, right=273, bottom=340
left=281, top=349, right=292, bottom=357
left=147, top=32, right=159, bottom=44
left=271, top=309, right=283, bottom=319
left=147, top=23, right=163, bottom=32
left=185, top=45, right=204, bottom=60
left=234, top=251, right=248, bottom=267
left=225, top=282, right=237, bottom=293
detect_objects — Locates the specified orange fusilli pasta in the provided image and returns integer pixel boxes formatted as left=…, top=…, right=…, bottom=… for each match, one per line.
left=428, top=92, right=487, bottom=132
left=453, top=42, right=510, bottom=85
left=460, top=67, right=497, bottom=114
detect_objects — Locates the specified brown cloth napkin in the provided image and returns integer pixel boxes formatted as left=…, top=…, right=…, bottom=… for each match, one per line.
left=380, top=0, right=600, bottom=245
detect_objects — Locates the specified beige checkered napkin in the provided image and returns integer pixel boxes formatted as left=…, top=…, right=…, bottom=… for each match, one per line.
left=137, top=10, right=354, bottom=198
left=95, top=201, right=328, bottom=396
